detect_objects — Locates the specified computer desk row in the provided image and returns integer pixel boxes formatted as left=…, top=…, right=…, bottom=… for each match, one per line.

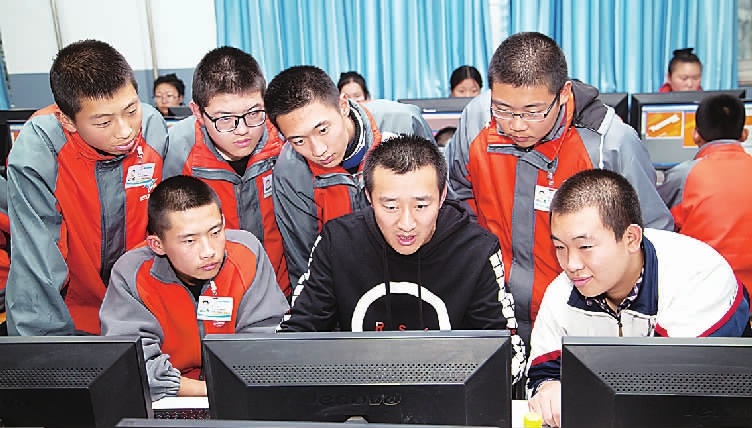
left=152, top=397, right=531, bottom=428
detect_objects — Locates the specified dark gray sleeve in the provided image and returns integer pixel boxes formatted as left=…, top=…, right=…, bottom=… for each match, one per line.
left=6, top=117, right=73, bottom=336
left=100, top=251, right=180, bottom=401
left=272, top=148, right=320, bottom=287
left=229, top=230, right=290, bottom=333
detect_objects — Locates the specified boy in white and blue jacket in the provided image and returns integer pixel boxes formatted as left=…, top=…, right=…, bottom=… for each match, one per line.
left=526, top=169, right=750, bottom=428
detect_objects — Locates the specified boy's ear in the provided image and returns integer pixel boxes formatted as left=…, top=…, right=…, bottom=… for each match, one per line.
left=146, top=234, right=166, bottom=256
left=624, top=224, right=643, bottom=253
left=55, top=111, right=78, bottom=133
left=338, top=94, right=350, bottom=117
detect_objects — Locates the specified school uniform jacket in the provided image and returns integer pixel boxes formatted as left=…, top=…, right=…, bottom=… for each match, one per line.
left=164, top=117, right=290, bottom=297
left=273, top=99, right=435, bottom=287
left=281, top=200, right=527, bottom=382
left=658, top=140, right=752, bottom=297
left=526, top=228, right=750, bottom=395
left=446, top=82, right=674, bottom=345
left=6, top=104, right=167, bottom=336
left=100, top=229, right=290, bottom=401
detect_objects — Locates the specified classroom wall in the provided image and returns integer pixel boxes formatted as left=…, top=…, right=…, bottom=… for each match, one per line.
left=0, top=0, right=217, bottom=109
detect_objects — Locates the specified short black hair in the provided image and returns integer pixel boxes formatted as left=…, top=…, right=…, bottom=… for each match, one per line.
left=695, top=94, right=745, bottom=142
left=487, top=32, right=567, bottom=94
left=192, top=46, right=266, bottom=109
left=148, top=175, right=223, bottom=237
left=450, top=66, right=483, bottom=91
left=337, top=71, right=370, bottom=100
left=550, top=169, right=642, bottom=240
left=434, top=126, right=456, bottom=147
left=265, top=66, right=340, bottom=127
left=668, top=48, right=703, bottom=75
left=50, top=39, right=138, bottom=119
left=363, top=134, right=447, bottom=195
left=153, top=73, right=185, bottom=97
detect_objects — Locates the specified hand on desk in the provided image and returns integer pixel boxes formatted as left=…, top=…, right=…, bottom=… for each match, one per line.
left=178, top=377, right=207, bottom=397
left=528, top=380, right=561, bottom=427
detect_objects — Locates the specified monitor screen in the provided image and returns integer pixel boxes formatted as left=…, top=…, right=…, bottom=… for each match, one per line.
left=629, top=89, right=746, bottom=136
left=561, top=336, right=752, bottom=428
left=398, top=97, right=473, bottom=134
left=0, top=109, right=35, bottom=172
left=203, top=330, right=512, bottom=427
left=166, top=106, right=193, bottom=118
left=598, top=92, right=629, bottom=123
left=0, top=336, right=152, bottom=427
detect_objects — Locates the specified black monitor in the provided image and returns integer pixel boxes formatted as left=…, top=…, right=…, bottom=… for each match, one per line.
left=629, top=90, right=746, bottom=168
left=203, top=330, right=512, bottom=427
left=0, top=109, right=35, bottom=174
left=166, top=106, right=193, bottom=118
left=598, top=92, right=629, bottom=123
left=0, top=335, right=153, bottom=427
left=561, top=336, right=752, bottom=428
left=398, top=97, right=472, bottom=134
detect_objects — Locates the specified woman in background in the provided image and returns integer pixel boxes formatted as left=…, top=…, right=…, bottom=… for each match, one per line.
left=337, top=71, right=370, bottom=102
left=153, top=73, right=185, bottom=116
left=659, top=48, right=703, bottom=92
left=450, top=65, right=482, bottom=98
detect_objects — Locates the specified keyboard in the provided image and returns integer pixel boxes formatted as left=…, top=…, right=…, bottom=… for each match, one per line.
left=153, top=407, right=211, bottom=419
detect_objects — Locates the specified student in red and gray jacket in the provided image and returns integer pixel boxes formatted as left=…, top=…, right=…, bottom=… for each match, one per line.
left=6, top=39, right=168, bottom=336
left=164, top=47, right=290, bottom=298
left=446, top=32, right=673, bottom=346
left=659, top=94, right=752, bottom=299
left=264, top=65, right=435, bottom=290
left=100, top=176, right=288, bottom=401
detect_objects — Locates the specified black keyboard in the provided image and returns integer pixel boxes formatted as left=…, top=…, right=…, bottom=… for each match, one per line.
left=154, top=407, right=211, bottom=419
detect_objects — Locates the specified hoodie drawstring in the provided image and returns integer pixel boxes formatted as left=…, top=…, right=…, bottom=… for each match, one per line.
left=383, top=245, right=392, bottom=330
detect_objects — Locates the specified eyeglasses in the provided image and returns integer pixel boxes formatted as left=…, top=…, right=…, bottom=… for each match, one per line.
left=200, top=107, right=267, bottom=133
left=491, top=92, right=561, bottom=122
left=153, top=94, right=179, bottom=101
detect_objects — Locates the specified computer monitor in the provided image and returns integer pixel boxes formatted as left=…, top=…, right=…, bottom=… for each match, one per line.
left=561, top=336, right=752, bottom=428
left=0, top=336, right=153, bottom=427
left=0, top=109, right=35, bottom=172
left=203, top=330, right=512, bottom=427
left=167, top=106, right=193, bottom=117
left=629, top=90, right=746, bottom=168
left=598, top=92, right=629, bottom=123
left=398, top=97, right=473, bottom=133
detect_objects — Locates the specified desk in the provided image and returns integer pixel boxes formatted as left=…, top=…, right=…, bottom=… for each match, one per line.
left=152, top=397, right=530, bottom=428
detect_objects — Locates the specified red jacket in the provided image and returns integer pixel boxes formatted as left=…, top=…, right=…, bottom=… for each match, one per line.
left=6, top=105, right=167, bottom=335
left=659, top=140, right=752, bottom=297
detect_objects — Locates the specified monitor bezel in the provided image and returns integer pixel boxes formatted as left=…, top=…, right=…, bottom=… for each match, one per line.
left=203, top=330, right=512, bottom=427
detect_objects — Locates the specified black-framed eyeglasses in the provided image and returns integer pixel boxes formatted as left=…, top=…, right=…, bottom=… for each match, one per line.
left=491, top=92, right=561, bottom=122
left=200, top=107, right=266, bottom=133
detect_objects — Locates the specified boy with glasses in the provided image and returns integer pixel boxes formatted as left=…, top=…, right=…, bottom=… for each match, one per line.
left=446, top=32, right=672, bottom=347
left=164, top=47, right=290, bottom=298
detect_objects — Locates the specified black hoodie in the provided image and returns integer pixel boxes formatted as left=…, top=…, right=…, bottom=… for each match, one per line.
left=282, top=200, right=521, bottom=334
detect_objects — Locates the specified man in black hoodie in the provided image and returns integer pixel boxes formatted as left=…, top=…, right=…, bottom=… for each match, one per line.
left=280, top=134, right=526, bottom=382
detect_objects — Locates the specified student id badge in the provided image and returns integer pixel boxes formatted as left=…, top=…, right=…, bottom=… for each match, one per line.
left=197, top=296, right=233, bottom=321
left=263, top=174, right=273, bottom=199
left=534, top=185, right=557, bottom=212
left=125, top=163, right=156, bottom=189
